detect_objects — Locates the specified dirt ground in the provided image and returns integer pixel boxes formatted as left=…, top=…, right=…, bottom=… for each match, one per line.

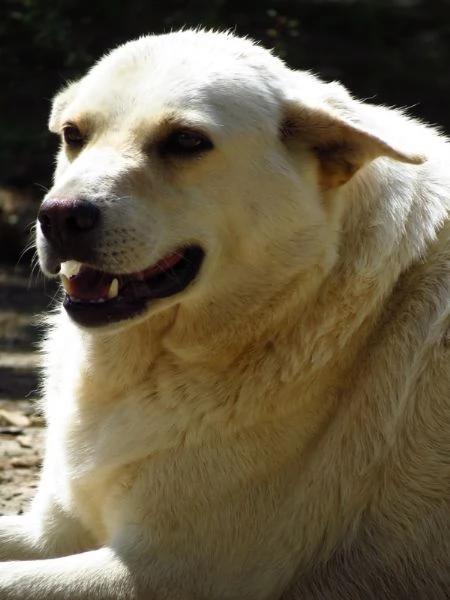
left=0, top=265, right=56, bottom=516
left=0, top=398, right=45, bottom=515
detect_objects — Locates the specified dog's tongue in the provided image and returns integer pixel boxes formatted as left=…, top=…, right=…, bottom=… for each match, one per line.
left=64, top=268, right=115, bottom=301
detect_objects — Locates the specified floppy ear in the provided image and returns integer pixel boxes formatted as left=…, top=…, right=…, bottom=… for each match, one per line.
left=281, top=95, right=425, bottom=190
left=49, top=81, right=80, bottom=133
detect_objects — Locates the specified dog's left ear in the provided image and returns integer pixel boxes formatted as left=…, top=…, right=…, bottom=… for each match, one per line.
left=281, top=92, right=425, bottom=190
left=49, top=80, right=80, bottom=133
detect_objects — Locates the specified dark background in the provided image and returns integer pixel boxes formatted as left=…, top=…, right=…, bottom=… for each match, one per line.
left=1, top=0, right=449, bottom=260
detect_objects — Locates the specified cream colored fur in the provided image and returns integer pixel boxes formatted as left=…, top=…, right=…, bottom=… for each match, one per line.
left=0, top=29, right=449, bottom=599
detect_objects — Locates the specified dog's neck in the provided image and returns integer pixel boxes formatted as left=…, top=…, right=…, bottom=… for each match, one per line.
left=54, top=156, right=448, bottom=407
left=161, top=159, right=442, bottom=366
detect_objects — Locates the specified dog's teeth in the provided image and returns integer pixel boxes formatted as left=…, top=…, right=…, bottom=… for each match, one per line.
left=60, top=260, right=82, bottom=278
left=107, top=278, right=119, bottom=300
left=61, top=274, right=71, bottom=293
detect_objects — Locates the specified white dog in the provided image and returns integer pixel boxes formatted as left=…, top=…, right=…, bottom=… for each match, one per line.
left=0, top=29, right=449, bottom=599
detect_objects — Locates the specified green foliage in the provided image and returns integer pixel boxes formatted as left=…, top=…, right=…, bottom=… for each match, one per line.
left=1, top=0, right=449, bottom=192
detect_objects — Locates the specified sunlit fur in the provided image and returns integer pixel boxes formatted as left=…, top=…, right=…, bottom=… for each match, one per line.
left=0, top=29, right=449, bottom=599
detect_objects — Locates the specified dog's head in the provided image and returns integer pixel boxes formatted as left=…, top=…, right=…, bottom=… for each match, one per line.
left=37, top=30, right=423, bottom=330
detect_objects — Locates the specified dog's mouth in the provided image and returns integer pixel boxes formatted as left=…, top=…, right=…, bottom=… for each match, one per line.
left=60, top=245, right=205, bottom=327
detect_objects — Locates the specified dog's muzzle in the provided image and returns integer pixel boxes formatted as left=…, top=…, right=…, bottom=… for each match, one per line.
left=37, top=197, right=205, bottom=327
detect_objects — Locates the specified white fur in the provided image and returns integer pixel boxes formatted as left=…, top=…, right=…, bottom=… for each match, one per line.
left=0, top=30, right=449, bottom=599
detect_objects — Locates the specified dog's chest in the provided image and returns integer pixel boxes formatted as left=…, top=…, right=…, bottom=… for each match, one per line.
left=47, top=365, right=245, bottom=538
left=45, top=335, right=298, bottom=542
left=69, top=463, right=137, bottom=544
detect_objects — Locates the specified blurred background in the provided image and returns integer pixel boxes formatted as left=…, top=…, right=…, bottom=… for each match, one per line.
left=1, top=0, right=449, bottom=263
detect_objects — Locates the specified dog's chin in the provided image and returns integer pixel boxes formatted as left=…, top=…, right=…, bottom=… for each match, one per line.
left=52, top=245, right=205, bottom=328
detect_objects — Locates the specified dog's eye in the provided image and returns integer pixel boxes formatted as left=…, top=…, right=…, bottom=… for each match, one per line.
left=160, top=130, right=213, bottom=155
left=63, top=125, right=85, bottom=149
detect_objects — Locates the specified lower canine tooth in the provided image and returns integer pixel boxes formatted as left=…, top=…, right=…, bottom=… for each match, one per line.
left=107, top=278, right=119, bottom=299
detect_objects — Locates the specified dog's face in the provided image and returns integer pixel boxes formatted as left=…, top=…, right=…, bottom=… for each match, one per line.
left=37, top=31, right=421, bottom=330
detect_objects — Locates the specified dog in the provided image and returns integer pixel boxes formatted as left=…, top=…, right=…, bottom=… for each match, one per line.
left=0, top=29, right=449, bottom=599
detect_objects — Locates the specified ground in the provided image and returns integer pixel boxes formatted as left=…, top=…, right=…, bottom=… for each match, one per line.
left=0, top=265, right=55, bottom=516
left=0, top=398, right=45, bottom=515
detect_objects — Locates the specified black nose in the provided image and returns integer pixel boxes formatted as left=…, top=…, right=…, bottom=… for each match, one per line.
left=38, top=198, right=100, bottom=255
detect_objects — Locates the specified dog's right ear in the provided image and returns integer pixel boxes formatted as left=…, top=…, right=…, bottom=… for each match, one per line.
left=49, top=81, right=80, bottom=133
left=281, top=77, right=425, bottom=190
